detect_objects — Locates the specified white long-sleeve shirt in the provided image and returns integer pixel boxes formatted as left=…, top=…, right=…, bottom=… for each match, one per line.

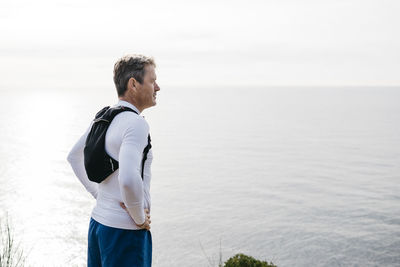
left=67, top=100, right=152, bottom=230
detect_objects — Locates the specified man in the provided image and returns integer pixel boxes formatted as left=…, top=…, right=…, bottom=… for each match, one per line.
left=67, top=54, right=160, bottom=267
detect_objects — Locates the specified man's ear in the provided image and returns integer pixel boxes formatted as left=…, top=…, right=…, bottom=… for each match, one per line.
left=128, top=77, right=138, bottom=91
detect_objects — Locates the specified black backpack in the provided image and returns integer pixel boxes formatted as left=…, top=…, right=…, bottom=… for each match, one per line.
left=84, top=106, right=152, bottom=183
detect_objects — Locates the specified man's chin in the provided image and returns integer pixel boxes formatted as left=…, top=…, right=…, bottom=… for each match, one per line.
left=147, top=102, right=156, bottom=109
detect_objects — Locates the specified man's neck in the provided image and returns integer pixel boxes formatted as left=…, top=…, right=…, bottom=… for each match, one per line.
left=118, top=97, right=143, bottom=113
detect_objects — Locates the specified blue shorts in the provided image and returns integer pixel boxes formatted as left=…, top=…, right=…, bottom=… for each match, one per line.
left=88, top=218, right=152, bottom=267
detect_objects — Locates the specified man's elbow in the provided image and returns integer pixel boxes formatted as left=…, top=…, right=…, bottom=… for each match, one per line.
left=120, top=174, right=135, bottom=191
left=119, top=171, right=143, bottom=192
left=67, top=150, right=79, bottom=164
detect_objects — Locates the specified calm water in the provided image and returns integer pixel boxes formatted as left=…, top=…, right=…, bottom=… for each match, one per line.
left=0, top=86, right=399, bottom=267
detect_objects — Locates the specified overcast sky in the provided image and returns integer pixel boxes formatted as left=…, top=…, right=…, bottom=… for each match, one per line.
left=0, top=0, right=399, bottom=89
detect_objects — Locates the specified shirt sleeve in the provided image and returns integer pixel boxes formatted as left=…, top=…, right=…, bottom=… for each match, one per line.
left=67, top=125, right=99, bottom=199
left=118, top=118, right=149, bottom=225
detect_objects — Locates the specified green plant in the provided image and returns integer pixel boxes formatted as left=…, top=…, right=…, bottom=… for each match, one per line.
left=224, top=253, right=276, bottom=267
left=0, top=218, right=26, bottom=267
left=199, top=238, right=276, bottom=267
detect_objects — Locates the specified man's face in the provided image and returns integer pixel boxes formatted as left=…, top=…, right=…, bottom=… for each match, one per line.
left=136, top=65, right=160, bottom=109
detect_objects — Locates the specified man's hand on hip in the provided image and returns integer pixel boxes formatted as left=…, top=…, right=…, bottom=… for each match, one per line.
left=120, top=202, right=151, bottom=230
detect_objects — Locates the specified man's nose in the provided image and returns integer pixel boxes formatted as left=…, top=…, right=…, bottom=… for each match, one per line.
left=155, top=82, right=160, bottom=91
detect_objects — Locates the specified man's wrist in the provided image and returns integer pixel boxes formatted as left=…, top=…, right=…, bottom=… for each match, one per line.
left=136, top=220, right=146, bottom=227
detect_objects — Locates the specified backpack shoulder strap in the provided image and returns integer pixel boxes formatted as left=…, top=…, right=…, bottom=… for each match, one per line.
left=94, top=106, right=110, bottom=119
left=95, top=106, right=138, bottom=123
left=141, top=134, right=152, bottom=178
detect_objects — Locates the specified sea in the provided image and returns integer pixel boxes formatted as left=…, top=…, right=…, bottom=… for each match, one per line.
left=0, top=86, right=399, bottom=267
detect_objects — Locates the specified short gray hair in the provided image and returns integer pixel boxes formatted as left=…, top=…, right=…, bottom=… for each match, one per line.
left=113, top=54, right=156, bottom=96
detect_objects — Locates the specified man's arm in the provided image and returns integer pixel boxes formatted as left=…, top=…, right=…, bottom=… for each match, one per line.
left=67, top=126, right=99, bottom=199
left=118, top=118, right=149, bottom=226
left=142, top=149, right=153, bottom=211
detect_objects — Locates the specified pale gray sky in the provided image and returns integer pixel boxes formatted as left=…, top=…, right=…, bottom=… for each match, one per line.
left=0, top=0, right=399, bottom=89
